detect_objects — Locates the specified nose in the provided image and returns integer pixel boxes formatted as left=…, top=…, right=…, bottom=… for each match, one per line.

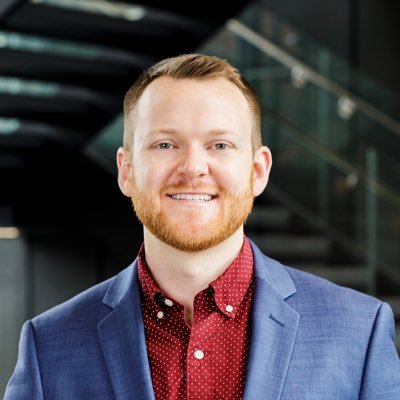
left=176, top=147, right=209, bottom=179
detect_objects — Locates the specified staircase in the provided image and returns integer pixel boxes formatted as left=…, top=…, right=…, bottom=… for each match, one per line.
left=245, top=199, right=400, bottom=352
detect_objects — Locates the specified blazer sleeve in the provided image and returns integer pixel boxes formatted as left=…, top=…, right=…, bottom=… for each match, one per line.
left=4, top=320, right=44, bottom=400
left=360, top=302, right=400, bottom=399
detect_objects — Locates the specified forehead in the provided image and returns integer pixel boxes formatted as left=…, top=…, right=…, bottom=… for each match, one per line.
left=133, top=76, right=252, bottom=131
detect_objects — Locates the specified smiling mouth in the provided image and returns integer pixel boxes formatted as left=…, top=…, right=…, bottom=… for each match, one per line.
left=167, top=193, right=217, bottom=202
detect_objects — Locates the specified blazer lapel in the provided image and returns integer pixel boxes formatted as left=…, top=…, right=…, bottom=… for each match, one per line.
left=243, top=242, right=299, bottom=400
left=97, top=261, right=155, bottom=400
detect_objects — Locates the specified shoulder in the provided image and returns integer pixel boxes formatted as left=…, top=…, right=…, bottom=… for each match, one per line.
left=281, top=264, right=388, bottom=338
left=31, top=263, right=135, bottom=331
left=251, top=239, right=382, bottom=312
left=284, top=264, right=382, bottom=314
left=251, top=240, right=382, bottom=313
left=30, top=278, right=113, bottom=338
left=277, top=264, right=395, bottom=357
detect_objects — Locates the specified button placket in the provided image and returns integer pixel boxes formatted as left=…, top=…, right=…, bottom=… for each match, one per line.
left=187, top=341, right=213, bottom=400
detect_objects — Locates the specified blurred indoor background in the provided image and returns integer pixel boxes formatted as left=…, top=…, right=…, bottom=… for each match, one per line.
left=1, top=0, right=400, bottom=395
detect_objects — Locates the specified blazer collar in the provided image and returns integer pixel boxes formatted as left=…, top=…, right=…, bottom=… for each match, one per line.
left=98, top=261, right=155, bottom=400
left=243, top=240, right=299, bottom=400
left=251, top=240, right=296, bottom=299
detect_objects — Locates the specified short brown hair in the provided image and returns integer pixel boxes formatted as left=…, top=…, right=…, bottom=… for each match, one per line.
left=123, top=53, right=262, bottom=152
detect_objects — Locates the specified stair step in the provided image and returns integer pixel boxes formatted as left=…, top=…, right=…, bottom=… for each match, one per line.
left=294, top=264, right=367, bottom=287
left=248, top=234, right=330, bottom=259
left=247, top=206, right=291, bottom=229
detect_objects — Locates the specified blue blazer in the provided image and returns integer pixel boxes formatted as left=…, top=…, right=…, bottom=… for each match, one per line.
left=5, top=242, right=400, bottom=399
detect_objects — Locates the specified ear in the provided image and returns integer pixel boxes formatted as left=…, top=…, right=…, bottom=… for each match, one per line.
left=252, top=146, right=272, bottom=197
left=116, top=147, right=133, bottom=197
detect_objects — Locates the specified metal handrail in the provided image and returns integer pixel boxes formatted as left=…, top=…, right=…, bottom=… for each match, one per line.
left=263, top=108, right=400, bottom=210
left=228, top=19, right=400, bottom=140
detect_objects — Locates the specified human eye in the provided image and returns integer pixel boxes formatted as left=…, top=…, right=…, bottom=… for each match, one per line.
left=214, top=143, right=227, bottom=150
left=155, top=142, right=173, bottom=150
left=211, top=142, right=232, bottom=151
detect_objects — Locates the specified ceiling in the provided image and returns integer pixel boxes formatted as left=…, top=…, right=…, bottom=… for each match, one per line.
left=0, top=0, right=255, bottom=231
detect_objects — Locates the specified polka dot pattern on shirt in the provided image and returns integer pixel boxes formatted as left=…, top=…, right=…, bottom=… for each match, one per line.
left=138, top=237, right=254, bottom=400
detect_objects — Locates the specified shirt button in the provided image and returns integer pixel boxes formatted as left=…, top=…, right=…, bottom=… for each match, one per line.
left=157, top=311, right=164, bottom=319
left=225, top=305, right=234, bottom=313
left=164, top=298, right=174, bottom=307
left=194, top=350, right=204, bottom=360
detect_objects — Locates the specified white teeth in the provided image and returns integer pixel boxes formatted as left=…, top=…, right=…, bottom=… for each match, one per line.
left=170, top=194, right=213, bottom=201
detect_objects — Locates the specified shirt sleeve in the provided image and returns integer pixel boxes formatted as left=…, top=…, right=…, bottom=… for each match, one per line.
left=360, top=302, right=400, bottom=399
left=4, top=320, right=45, bottom=400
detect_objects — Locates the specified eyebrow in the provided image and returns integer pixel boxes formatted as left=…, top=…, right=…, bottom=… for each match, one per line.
left=147, top=128, right=238, bottom=137
left=209, top=129, right=238, bottom=137
left=148, top=128, right=177, bottom=136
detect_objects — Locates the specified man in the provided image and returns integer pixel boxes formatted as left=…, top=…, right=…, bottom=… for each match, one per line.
left=5, top=54, right=400, bottom=399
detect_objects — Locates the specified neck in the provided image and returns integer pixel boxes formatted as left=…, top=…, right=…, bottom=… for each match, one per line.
left=143, top=228, right=244, bottom=324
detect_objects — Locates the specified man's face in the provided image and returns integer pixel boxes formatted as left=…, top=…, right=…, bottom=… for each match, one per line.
left=119, top=76, right=270, bottom=252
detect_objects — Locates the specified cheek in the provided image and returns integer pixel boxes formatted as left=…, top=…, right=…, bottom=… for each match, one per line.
left=133, top=157, right=152, bottom=186
left=214, top=166, right=252, bottom=192
left=134, top=166, right=168, bottom=191
left=135, top=172, right=155, bottom=190
left=133, top=153, right=177, bottom=187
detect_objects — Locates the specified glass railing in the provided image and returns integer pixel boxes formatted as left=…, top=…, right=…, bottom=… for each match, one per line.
left=238, top=3, right=400, bottom=123
left=84, top=113, right=123, bottom=174
left=197, top=6, right=400, bottom=292
left=201, top=21, right=400, bottom=157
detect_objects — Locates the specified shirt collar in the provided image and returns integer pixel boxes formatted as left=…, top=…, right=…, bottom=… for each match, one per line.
left=209, top=236, right=253, bottom=319
left=138, top=243, right=162, bottom=303
left=137, top=244, right=180, bottom=322
left=137, top=236, right=254, bottom=320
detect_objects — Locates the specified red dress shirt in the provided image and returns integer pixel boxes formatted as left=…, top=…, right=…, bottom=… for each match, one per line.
left=137, top=237, right=254, bottom=400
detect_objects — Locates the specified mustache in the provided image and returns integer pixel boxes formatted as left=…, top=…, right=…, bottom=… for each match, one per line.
left=161, top=183, right=222, bottom=194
